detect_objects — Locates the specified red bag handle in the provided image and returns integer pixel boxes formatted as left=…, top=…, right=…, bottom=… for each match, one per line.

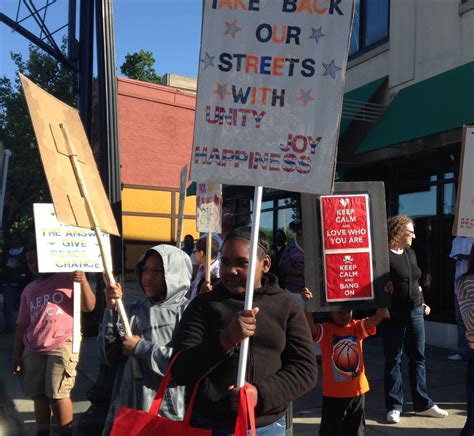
left=148, top=352, right=201, bottom=424
left=234, top=384, right=257, bottom=436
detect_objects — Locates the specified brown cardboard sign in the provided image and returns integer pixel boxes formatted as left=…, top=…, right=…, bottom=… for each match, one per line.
left=20, top=74, right=119, bottom=235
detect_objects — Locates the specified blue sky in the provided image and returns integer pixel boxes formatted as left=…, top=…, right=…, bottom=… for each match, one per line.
left=1, top=0, right=203, bottom=81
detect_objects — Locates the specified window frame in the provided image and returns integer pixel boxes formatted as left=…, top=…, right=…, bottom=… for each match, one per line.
left=349, top=0, right=390, bottom=61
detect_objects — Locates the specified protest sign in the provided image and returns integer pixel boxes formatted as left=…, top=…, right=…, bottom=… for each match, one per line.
left=196, top=183, right=222, bottom=233
left=20, top=74, right=131, bottom=337
left=453, top=126, right=474, bottom=236
left=191, top=0, right=354, bottom=194
left=34, top=203, right=111, bottom=273
left=302, top=182, right=391, bottom=312
left=320, top=195, right=374, bottom=302
left=176, top=165, right=188, bottom=248
left=196, top=182, right=223, bottom=282
left=19, top=74, right=119, bottom=236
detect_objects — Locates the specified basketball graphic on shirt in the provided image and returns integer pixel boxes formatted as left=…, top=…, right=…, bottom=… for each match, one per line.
left=332, top=337, right=360, bottom=376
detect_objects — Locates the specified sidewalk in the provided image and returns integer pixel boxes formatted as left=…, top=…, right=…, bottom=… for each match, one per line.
left=0, top=313, right=468, bottom=435
left=293, top=334, right=467, bottom=435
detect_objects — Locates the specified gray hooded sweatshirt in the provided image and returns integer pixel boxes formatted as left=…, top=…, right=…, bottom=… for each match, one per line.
left=98, top=244, right=191, bottom=435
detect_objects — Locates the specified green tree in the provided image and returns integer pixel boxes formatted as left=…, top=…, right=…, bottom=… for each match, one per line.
left=0, top=43, right=76, bottom=236
left=120, top=50, right=163, bottom=84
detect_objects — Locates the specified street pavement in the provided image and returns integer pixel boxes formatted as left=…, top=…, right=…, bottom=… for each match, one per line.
left=0, top=284, right=468, bottom=435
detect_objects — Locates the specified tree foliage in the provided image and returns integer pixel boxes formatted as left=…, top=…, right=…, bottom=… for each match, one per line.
left=0, top=44, right=75, bottom=236
left=120, top=50, right=163, bottom=84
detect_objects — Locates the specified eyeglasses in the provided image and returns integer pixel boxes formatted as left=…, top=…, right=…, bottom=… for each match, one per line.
left=405, top=230, right=415, bottom=236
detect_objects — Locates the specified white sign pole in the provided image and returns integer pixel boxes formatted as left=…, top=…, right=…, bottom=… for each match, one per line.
left=236, top=185, right=263, bottom=388
left=72, top=281, right=81, bottom=353
left=205, top=232, right=212, bottom=283
left=176, top=165, right=188, bottom=248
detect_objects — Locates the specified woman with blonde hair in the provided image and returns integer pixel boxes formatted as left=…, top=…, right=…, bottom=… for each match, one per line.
left=384, top=215, right=448, bottom=424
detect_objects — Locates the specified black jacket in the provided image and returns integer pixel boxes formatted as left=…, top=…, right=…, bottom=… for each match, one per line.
left=389, top=247, right=423, bottom=320
left=171, top=273, right=317, bottom=428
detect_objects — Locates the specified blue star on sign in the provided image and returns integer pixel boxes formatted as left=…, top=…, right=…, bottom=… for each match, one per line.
left=224, top=19, right=242, bottom=38
left=296, top=88, right=315, bottom=107
left=322, top=59, right=342, bottom=79
left=309, top=26, right=325, bottom=43
left=200, top=52, right=215, bottom=69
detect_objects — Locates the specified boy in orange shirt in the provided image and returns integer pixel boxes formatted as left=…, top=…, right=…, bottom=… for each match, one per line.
left=302, top=288, right=388, bottom=436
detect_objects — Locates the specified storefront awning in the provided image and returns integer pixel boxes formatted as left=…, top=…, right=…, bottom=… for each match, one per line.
left=356, top=62, right=474, bottom=154
left=339, top=76, right=387, bottom=136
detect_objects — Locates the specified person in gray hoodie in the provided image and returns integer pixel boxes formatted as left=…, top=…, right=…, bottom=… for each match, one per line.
left=98, top=244, right=191, bottom=435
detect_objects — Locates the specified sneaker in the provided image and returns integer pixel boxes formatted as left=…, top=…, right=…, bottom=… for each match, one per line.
left=448, top=353, right=464, bottom=361
left=386, top=410, right=400, bottom=424
left=416, top=405, right=449, bottom=418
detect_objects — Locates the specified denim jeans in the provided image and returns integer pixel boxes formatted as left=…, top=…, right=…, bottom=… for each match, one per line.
left=383, top=306, right=434, bottom=412
left=190, top=414, right=286, bottom=436
left=461, top=349, right=474, bottom=436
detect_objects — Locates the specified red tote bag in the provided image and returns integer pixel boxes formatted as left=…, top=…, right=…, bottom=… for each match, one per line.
left=110, top=354, right=211, bottom=436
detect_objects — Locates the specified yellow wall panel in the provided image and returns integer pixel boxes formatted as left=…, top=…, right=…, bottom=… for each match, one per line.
left=123, top=189, right=172, bottom=214
left=180, top=219, right=198, bottom=238
left=123, top=216, right=199, bottom=242
left=184, top=195, right=197, bottom=215
left=123, top=216, right=171, bottom=241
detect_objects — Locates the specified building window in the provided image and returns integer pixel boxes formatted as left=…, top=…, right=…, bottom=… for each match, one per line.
left=349, top=0, right=390, bottom=58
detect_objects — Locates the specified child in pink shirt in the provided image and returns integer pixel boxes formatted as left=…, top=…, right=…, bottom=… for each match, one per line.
left=11, top=248, right=95, bottom=436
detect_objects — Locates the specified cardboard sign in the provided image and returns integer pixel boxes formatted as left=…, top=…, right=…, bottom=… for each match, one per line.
left=20, top=74, right=119, bottom=235
left=190, top=0, right=354, bottom=195
left=320, top=194, right=374, bottom=302
left=196, top=183, right=222, bottom=233
left=453, top=126, right=474, bottom=236
left=34, top=203, right=111, bottom=273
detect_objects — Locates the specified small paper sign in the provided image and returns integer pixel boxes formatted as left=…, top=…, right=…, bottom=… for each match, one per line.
left=320, top=194, right=373, bottom=302
left=34, top=203, right=111, bottom=273
left=196, top=183, right=222, bottom=233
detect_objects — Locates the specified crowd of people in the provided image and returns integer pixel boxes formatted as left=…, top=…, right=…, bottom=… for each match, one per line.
left=1, top=215, right=473, bottom=435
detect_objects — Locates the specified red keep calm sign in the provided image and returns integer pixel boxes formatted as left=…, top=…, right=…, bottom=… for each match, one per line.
left=325, top=252, right=373, bottom=301
left=320, top=194, right=374, bottom=302
left=321, top=195, right=369, bottom=250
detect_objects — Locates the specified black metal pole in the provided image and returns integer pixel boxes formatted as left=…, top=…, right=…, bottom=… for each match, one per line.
left=78, top=0, right=94, bottom=139
left=95, top=0, right=123, bottom=280
left=67, top=0, right=77, bottom=63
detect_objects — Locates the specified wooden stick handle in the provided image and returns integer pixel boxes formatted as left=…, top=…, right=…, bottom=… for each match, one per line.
left=205, top=232, right=212, bottom=283
left=60, top=123, right=132, bottom=336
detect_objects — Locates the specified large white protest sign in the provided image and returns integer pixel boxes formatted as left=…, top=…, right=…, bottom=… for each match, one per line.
left=453, top=126, right=474, bottom=237
left=34, top=203, right=111, bottom=273
left=191, top=0, right=354, bottom=194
